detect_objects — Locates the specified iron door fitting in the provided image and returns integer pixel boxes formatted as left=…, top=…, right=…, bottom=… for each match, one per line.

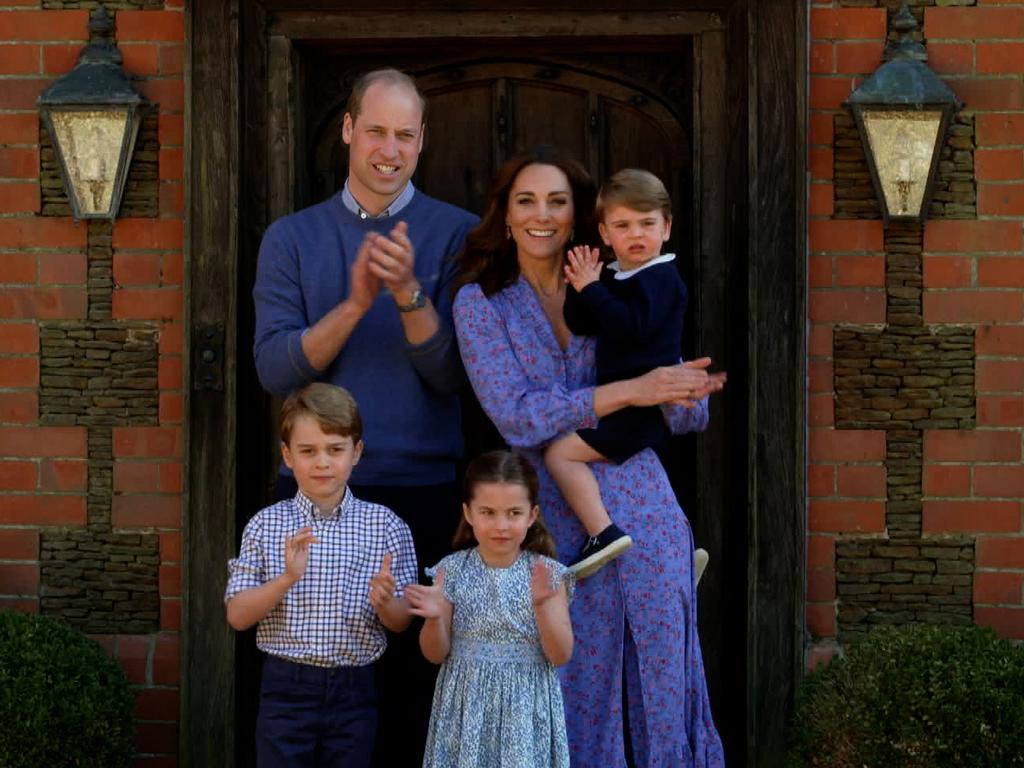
left=192, top=323, right=224, bottom=391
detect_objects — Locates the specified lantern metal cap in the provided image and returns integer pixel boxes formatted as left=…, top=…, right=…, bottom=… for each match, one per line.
left=37, top=4, right=142, bottom=108
left=843, top=1, right=963, bottom=226
left=846, top=2, right=961, bottom=111
left=847, top=60, right=961, bottom=111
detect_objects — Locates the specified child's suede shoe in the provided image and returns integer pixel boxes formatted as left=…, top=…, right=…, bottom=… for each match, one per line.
left=568, top=523, right=633, bottom=579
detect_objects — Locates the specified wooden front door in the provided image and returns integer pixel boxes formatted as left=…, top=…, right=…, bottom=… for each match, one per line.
left=304, top=56, right=692, bottom=216
left=188, top=4, right=806, bottom=767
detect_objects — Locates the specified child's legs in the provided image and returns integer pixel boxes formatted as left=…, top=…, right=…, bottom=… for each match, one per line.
left=256, top=656, right=325, bottom=768
left=545, top=433, right=612, bottom=536
left=318, top=664, right=377, bottom=768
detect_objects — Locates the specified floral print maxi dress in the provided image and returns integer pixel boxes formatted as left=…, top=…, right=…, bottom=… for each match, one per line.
left=453, top=279, right=725, bottom=768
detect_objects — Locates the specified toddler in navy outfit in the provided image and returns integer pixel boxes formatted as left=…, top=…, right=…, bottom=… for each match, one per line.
left=546, top=169, right=690, bottom=578
left=225, top=383, right=417, bottom=767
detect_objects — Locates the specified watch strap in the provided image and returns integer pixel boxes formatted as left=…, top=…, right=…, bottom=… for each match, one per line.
left=396, top=288, right=426, bottom=313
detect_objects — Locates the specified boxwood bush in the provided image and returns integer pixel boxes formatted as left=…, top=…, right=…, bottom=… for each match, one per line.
left=787, top=623, right=1024, bottom=768
left=0, top=611, right=135, bottom=768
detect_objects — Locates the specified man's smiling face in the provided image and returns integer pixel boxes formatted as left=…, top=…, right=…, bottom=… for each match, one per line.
left=342, top=81, right=425, bottom=216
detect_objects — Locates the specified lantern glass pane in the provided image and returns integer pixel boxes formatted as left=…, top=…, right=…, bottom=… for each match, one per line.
left=861, top=109, right=942, bottom=219
left=50, top=108, right=130, bottom=216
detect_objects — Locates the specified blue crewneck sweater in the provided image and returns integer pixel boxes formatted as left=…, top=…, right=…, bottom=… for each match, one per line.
left=253, top=190, right=478, bottom=485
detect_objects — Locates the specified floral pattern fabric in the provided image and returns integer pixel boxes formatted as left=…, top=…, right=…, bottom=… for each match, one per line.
left=453, top=278, right=725, bottom=768
left=422, top=548, right=571, bottom=768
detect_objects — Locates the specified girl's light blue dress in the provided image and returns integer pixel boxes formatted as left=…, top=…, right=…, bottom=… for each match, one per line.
left=422, top=547, right=572, bottom=768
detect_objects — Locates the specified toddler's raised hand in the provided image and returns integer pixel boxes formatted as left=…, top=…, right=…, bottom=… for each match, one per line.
left=369, top=553, right=397, bottom=609
left=531, top=561, right=560, bottom=609
left=406, top=569, right=448, bottom=619
left=564, top=245, right=602, bottom=292
left=284, top=527, right=317, bottom=583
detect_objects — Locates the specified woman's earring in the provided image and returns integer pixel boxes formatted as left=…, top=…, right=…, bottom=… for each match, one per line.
left=570, top=228, right=575, bottom=241
left=506, top=225, right=512, bottom=240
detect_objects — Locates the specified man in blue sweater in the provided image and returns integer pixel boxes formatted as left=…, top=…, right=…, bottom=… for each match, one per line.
left=252, top=68, right=478, bottom=767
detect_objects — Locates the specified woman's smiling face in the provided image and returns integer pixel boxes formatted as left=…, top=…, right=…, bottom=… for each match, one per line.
left=506, top=163, right=575, bottom=266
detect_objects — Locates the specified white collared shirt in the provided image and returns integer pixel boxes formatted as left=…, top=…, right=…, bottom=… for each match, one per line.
left=341, top=179, right=416, bottom=219
left=608, top=252, right=677, bottom=280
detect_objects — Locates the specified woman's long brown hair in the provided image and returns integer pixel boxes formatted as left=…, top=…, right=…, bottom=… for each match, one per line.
left=455, top=146, right=598, bottom=298
left=452, top=450, right=557, bottom=558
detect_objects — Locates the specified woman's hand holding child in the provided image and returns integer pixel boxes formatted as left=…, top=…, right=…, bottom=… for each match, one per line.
left=630, top=357, right=727, bottom=409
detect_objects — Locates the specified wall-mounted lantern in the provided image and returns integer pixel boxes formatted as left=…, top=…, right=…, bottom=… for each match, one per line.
left=846, top=1, right=962, bottom=226
left=37, top=4, right=144, bottom=221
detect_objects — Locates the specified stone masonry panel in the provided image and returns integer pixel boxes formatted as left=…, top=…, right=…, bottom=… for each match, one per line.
left=832, top=220, right=977, bottom=639
left=40, top=529, right=160, bottom=634
left=837, top=539, right=974, bottom=640
left=39, top=321, right=159, bottom=427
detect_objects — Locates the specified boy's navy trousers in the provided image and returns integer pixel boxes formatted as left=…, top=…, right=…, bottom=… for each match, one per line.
left=256, top=655, right=376, bottom=768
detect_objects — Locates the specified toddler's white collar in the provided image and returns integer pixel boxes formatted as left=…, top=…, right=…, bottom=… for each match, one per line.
left=609, top=253, right=676, bottom=280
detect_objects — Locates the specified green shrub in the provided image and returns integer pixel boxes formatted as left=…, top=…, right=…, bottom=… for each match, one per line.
left=786, top=624, right=1024, bottom=768
left=0, top=611, right=135, bottom=768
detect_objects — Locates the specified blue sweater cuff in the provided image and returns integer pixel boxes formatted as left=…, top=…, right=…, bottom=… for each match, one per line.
left=286, top=330, right=319, bottom=385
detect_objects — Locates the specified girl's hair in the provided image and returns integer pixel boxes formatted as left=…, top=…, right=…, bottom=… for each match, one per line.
left=452, top=450, right=557, bottom=558
left=596, top=168, right=672, bottom=220
left=455, top=147, right=598, bottom=297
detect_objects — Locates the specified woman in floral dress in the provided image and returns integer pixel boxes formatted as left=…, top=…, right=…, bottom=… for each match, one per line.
left=452, top=148, right=726, bottom=767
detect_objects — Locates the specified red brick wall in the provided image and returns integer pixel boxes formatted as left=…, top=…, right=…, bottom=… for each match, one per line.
left=809, top=1, right=1024, bottom=666
left=3, top=0, right=1022, bottom=760
left=0, top=5, right=184, bottom=765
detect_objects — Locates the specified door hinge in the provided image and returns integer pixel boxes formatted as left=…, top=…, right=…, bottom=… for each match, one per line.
left=192, top=323, right=224, bottom=391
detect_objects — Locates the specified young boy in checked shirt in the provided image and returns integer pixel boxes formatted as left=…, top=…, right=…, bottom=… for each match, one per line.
left=225, top=382, right=417, bottom=768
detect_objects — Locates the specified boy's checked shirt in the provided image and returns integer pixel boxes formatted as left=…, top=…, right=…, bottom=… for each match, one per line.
left=225, top=489, right=417, bottom=667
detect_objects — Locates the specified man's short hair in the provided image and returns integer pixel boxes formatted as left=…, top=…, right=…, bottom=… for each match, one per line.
left=345, top=68, right=428, bottom=125
left=280, top=383, right=363, bottom=445
left=596, top=168, right=672, bottom=220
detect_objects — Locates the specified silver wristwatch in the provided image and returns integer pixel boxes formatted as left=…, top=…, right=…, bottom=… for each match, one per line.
left=396, top=288, right=427, bottom=313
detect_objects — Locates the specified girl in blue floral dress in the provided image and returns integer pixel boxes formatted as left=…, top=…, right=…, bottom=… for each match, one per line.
left=406, top=450, right=574, bottom=768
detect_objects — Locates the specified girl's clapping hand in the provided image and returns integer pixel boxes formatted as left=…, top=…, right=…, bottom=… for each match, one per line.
left=406, top=569, right=449, bottom=619
left=530, top=561, right=560, bottom=609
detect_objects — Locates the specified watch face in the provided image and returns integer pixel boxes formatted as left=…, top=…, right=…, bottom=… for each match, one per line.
left=399, top=289, right=425, bottom=312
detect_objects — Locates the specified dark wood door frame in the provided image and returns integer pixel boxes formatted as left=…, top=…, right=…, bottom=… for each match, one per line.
left=185, top=2, right=806, bottom=766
